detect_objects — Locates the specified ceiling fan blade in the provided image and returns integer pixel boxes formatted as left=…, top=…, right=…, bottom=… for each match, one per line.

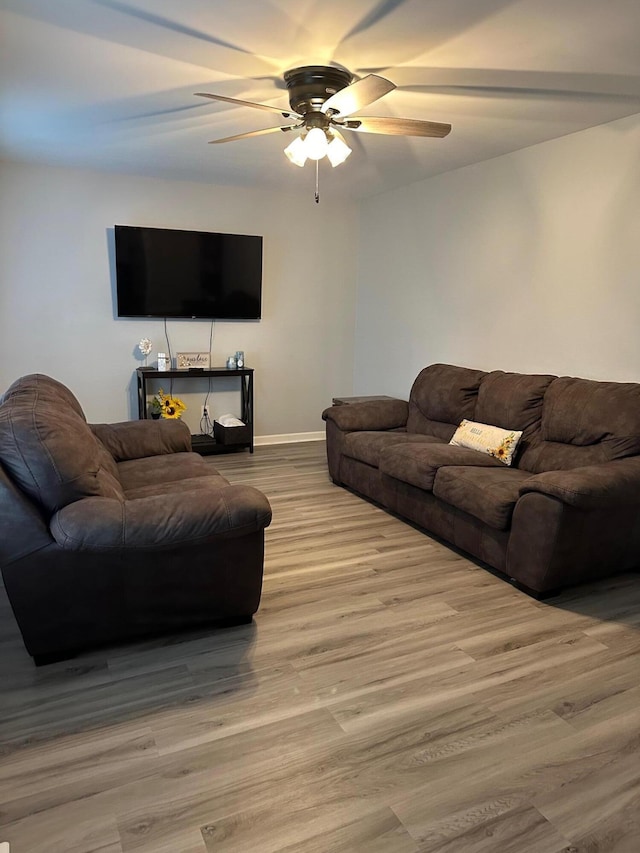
left=209, top=125, right=299, bottom=144
left=195, top=92, right=299, bottom=119
left=338, top=115, right=451, bottom=137
left=321, top=74, right=395, bottom=117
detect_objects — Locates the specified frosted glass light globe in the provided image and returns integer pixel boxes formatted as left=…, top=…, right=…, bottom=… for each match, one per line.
left=284, top=135, right=307, bottom=167
left=326, top=135, right=352, bottom=167
left=304, top=127, right=329, bottom=160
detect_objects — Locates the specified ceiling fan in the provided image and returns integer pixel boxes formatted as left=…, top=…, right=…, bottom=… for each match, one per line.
left=195, top=66, right=451, bottom=200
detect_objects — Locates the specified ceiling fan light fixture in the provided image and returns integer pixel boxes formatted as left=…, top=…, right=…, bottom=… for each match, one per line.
left=284, top=135, right=308, bottom=167
left=200, top=65, right=452, bottom=196
left=326, top=135, right=352, bottom=167
left=303, top=127, right=329, bottom=160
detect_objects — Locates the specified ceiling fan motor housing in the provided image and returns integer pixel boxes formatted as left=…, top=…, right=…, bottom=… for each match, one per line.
left=284, top=66, right=353, bottom=115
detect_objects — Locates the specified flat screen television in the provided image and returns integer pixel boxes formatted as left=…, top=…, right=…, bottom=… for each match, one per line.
left=115, top=225, right=262, bottom=320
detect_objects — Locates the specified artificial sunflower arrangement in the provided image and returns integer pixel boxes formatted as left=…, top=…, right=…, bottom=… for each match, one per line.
left=151, top=388, right=186, bottom=419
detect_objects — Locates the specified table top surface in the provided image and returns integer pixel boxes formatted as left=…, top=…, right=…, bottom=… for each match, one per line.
left=137, top=366, right=253, bottom=377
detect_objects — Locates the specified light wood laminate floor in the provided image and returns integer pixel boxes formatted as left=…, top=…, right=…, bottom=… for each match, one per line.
left=1, top=441, right=640, bottom=852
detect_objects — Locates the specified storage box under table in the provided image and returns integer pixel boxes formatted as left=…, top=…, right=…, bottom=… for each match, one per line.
left=213, top=421, right=252, bottom=445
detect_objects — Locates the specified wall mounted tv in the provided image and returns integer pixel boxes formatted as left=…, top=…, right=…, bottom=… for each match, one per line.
left=115, top=225, right=262, bottom=320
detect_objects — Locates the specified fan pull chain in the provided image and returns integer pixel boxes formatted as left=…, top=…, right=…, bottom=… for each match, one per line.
left=315, top=159, right=320, bottom=204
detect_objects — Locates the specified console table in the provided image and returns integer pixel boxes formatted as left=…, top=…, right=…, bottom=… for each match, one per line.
left=136, top=366, right=254, bottom=454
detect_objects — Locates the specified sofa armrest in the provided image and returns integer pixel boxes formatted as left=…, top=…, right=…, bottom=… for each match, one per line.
left=322, top=399, right=408, bottom=432
left=519, top=457, right=640, bottom=509
left=50, top=485, right=272, bottom=551
left=90, top=419, right=192, bottom=461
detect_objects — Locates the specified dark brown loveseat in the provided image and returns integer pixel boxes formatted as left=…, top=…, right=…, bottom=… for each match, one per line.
left=323, top=363, right=640, bottom=597
left=0, top=374, right=272, bottom=663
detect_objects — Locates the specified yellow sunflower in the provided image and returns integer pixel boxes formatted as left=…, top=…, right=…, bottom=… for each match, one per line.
left=491, top=433, right=515, bottom=463
left=154, top=389, right=186, bottom=419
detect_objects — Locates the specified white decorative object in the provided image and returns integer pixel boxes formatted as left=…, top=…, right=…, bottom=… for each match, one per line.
left=138, top=337, right=152, bottom=366
left=216, top=414, right=245, bottom=427
left=450, top=419, right=523, bottom=466
left=177, top=352, right=210, bottom=369
left=157, top=352, right=168, bottom=371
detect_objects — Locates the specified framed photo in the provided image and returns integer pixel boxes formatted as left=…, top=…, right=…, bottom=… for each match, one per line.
left=177, top=352, right=210, bottom=369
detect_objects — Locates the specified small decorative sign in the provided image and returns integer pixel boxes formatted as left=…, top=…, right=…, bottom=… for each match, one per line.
left=177, top=352, right=210, bottom=369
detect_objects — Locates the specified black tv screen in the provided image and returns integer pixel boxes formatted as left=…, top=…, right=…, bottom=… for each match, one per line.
left=115, top=225, right=262, bottom=320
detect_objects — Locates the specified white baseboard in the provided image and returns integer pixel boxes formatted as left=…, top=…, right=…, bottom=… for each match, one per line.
left=254, top=431, right=325, bottom=446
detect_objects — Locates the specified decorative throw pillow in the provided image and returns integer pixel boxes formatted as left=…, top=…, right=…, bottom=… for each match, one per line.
left=449, top=419, right=523, bottom=466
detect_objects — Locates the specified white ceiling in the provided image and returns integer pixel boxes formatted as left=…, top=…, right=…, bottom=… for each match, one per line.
left=1, top=0, right=639, bottom=200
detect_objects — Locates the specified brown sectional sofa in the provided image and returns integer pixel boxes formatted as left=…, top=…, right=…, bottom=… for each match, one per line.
left=0, top=374, right=272, bottom=663
left=323, top=363, right=640, bottom=597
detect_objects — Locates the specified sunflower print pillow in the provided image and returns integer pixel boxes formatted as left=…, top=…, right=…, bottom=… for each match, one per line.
left=449, top=419, right=523, bottom=466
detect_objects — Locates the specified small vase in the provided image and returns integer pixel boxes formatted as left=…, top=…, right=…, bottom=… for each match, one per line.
left=151, top=413, right=161, bottom=420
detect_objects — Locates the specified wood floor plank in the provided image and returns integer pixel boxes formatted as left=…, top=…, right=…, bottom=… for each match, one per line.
left=533, top=747, right=640, bottom=850
left=0, top=797, right=124, bottom=853
left=1, top=441, right=639, bottom=852
left=0, top=665, right=195, bottom=750
left=206, top=806, right=421, bottom=853
left=415, top=802, right=569, bottom=853
left=0, top=726, right=157, bottom=824
left=113, top=710, right=346, bottom=853
left=273, top=807, right=420, bottom=853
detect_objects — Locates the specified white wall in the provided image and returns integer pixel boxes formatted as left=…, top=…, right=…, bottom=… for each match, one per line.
left=355, top=112, right=640, bottom=398
left=3, top=113, right=638, bottom=436
left=0, top=162, right=359, bottom=436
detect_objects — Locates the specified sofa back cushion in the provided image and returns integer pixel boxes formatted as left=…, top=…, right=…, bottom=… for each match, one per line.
left=407, top=364, right=486, bottom=441
left=475, top=371, right=556, bottom=468
left=1, top=373, right=86, bottom=419
left=521, top=376, right=640, bottom=473
left=0, top=374, right=124, bottom=513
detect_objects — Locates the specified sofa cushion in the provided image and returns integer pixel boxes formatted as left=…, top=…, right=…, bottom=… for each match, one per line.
left=0, top=374, right=125, bottom=512
left=91, top=419, right=192, bottom=461
left=522, top=376, right=640, bottom=473
left=406, top=364, right=486, bottom=440
left=1, top=373, right=86, bottom=420
left=125, top=474, right=231, bottom=500
left=476, top=371, right=556, bottom=430
left=433, top=466, right=532, bottom=530
left=117, top=452, right=218, bottom=492
left=96, top=438, right=121, bottom=482
left=519, top=457, right=640, bottom=510
left=543, top=377, right=640, bottom=446
left=475, top=370, right=555, bottom=468
left=51, top=484, right=272, bottom=551
left=323, top=399, right=409, bottom=432
left=518, top=440, right=611, bottom=473
left=379, top=442, right=505, bottom=492
left=450, top=419, right=523, bottom=466
left=342, top=431, right=442, bottom=468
